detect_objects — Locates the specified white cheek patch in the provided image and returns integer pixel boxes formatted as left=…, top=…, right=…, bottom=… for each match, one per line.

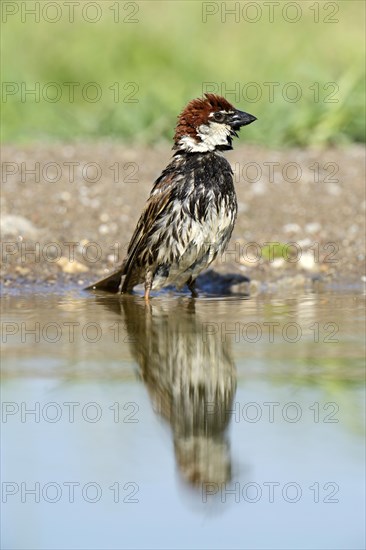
left=198, top=122, right=231, bottom=148
left=178, top=122, right=232, bottom=152
left=178, top=136, right=212, bottom=153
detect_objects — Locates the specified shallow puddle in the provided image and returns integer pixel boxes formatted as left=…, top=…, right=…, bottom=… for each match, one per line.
left=1, top=287, right=365, bottom=549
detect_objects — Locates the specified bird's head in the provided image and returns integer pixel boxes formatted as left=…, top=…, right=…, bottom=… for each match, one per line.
left=173, top=93, right=257, bottom=153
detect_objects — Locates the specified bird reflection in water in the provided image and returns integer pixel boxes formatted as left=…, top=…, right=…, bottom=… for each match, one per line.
left=102, top=296, right=237, bottom=487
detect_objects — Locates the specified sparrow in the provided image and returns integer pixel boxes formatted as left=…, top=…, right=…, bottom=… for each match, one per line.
left=86, top=94, right=256, bottom=300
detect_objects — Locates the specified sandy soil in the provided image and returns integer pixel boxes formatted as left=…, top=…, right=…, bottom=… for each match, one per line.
left=1, top=142, right=365, bottom=293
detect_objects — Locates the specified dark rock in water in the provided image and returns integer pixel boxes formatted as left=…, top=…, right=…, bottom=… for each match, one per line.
left=196, top=269, right=250, bottom=294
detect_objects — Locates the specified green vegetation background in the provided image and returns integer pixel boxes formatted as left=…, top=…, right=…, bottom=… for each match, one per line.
left=1, top=0, right=365, bottom=147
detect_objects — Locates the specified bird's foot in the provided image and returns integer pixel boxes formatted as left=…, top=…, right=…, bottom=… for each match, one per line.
left=187, top=279, right=198, bottom=298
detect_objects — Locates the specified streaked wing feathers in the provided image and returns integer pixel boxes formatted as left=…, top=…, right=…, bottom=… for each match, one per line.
left=121, top=173, right=176, bottom=291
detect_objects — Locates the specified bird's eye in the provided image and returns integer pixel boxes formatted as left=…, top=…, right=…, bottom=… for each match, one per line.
left=212, top=112, right=226, bottom=123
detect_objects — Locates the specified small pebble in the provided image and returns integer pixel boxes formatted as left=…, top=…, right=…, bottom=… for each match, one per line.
left=305, top=222, right=321, bottom=234
left=98, top=224, right=109, bottom=235
left=56, top=257, right=89, bottom=274
left=271, top=258, right=285, bottom=269
left=15, top=266, right=30, bottom=276
left=298, top=252, right=318, bottom=272
left=60, top=192, right=71, bottom=201
left=283, top=223, right=301, bottom=233
left=1, top=215, right=39, bottom=239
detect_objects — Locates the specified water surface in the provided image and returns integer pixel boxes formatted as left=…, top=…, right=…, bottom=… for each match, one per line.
left=1, top=287, right=365, bottom=549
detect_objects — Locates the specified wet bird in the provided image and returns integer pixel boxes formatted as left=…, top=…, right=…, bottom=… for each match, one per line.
left=87, top=94, right=256, bottom=300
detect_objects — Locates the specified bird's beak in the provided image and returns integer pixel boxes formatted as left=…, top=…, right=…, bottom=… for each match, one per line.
left=230, top=110, right=257, bottom=130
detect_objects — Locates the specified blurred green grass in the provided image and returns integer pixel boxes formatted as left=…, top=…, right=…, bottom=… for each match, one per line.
left=1, top=0, right=365, bottom=147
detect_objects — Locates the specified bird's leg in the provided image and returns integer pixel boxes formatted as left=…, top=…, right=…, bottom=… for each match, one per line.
left=187, top=278, right=198, bottom=298
left=144, top=271, right=153, bottom=302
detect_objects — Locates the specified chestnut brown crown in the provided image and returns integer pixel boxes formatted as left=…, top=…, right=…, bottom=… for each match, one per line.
left=173, top=93, right=257, bottom=152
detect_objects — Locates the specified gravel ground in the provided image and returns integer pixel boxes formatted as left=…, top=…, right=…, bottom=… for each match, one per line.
left=1, top=142, right=365, bottom=293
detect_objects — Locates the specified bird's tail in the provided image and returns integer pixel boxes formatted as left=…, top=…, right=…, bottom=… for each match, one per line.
left=85, top=269, right=123, bottom=293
